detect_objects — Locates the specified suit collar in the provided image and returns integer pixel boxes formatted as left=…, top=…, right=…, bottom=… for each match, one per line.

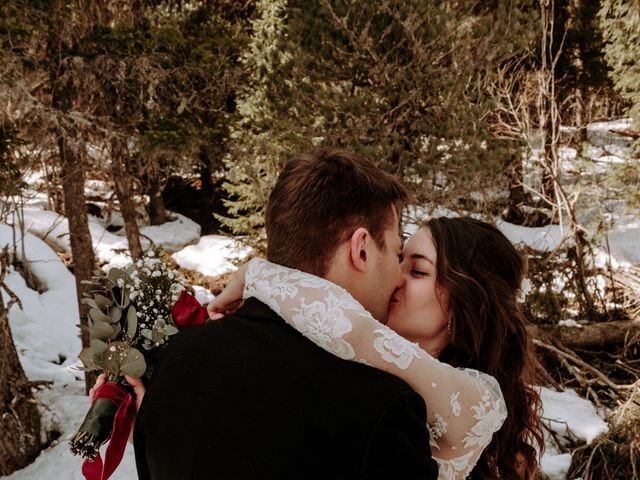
left=234, top=297, right=282, bottom=323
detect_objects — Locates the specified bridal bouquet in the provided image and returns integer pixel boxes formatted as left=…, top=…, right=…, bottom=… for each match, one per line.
left=69, top=252, right=208, bottom=480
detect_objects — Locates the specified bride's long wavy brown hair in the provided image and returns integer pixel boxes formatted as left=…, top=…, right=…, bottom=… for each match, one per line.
left=425, top=217, right=544, bottom=480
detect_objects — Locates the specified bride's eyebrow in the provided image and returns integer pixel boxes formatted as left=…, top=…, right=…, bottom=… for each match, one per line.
left=410, top=253, right=435, bottom=266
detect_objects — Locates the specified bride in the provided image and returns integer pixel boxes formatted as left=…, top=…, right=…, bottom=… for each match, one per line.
left=210, top=217, right=544, bottom=479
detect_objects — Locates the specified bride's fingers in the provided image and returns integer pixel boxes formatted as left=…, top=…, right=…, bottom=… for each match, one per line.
left=124, top=375, right=146, bottom=412
left=206, top=301, right=220, bottom=318
left=207, top=300, right=243, bottom=320
left=89, top=373, right=107, bottom=402
left=207, top=265, right=248, bottom=319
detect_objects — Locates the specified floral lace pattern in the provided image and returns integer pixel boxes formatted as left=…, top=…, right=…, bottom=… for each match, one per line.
left=372, top=329, right=421, bottom=369
left=291, top=295, right=356, bottom=360
left=244, top=259, right=508, bottom=480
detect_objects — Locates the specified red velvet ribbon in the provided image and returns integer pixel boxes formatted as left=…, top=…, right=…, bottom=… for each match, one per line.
left=171, top=290, right=208, bottom=329
left=82, top=382, right=136, bottom=480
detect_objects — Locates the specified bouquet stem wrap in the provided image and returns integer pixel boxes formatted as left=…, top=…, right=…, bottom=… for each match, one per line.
left=76, top=381, right=136, bottom=480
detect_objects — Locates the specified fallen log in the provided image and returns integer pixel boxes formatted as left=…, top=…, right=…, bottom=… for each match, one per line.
left=527, top=319, right=640, bottom=350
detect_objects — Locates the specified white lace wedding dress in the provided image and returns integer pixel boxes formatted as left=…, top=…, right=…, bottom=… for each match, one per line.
left=243, top=258, right=507, bottom=480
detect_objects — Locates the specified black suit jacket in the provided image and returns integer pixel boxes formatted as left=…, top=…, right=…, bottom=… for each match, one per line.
left=134, top=298, right=438, bottom=479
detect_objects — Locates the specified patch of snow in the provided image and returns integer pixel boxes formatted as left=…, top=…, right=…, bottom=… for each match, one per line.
left=588, top=118, right=632, bottom=134
left=557, top=319, right=582, bottom=328
left=539, top=387, right=609, bottom=480
left=141, top=213, right=201, bottom=253
left=84, top=179, right=113, bottom=198
left=172, top=234, right=251, bottom=277
left=540, top=451, right=572, bottom=480
left=608, top=227, right=640, bottom=266
left=15, top=207, right=202, bottom=263
left=4, top=382, right=136, bottom=480
left=496, top=220, right=566, bottom=252
left=540, top=387, right=608, bottom=445
left=0, top=224, right=82, bottom=383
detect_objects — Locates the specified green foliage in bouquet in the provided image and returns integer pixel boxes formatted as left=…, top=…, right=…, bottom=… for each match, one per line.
left=71, top=252, right=184, bottom=461
left=78, top=253, right=183, bottom=378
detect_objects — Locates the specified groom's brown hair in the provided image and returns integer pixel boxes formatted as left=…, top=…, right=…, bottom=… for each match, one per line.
left=266, top=147, right=409, bottom=276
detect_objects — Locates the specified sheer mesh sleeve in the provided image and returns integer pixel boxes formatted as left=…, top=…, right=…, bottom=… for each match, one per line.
left=244, top=258, right=507, bottom=479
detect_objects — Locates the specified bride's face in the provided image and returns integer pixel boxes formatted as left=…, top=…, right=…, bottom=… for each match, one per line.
left=387, top=227, right=450, bottom=357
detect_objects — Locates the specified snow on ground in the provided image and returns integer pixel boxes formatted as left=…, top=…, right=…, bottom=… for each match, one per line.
left=497, top=220, right=565, bottom=252
left=0, top=225, right=82, bottom=384
left=541, top=388, right=608, bottom=444
left=539, top=388, right=609, bottom=480
left=607, top=213, right=640, bottom=266
left=172, top=234, right=251, bottom=277
left=140, top=213, right=201, bottom=253
left=13, top=206, right=200, bottom=265
left=4, top=382, right=137, bottom=480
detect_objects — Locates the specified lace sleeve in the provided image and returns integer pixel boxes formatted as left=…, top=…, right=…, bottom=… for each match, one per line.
left=244, top=258, right=507, bottom=478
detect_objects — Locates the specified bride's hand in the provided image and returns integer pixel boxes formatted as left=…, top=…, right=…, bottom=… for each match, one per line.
left=124, top=375, right=146, bottom=412
left=89, top=373, right=146, bottom=412
left=88, top=373, right=146, bottom=444
left=207, top=262, right=249, bottom=320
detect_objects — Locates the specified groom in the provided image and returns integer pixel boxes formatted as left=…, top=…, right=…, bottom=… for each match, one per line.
left=134, top=148, right=438, bottom=479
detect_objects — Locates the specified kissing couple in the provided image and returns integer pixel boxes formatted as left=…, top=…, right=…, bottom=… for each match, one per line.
left=117, top=148, right=543, bottom=479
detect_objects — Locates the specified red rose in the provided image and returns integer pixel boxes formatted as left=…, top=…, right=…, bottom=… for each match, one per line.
left=171, top=291, right=208, bottom=329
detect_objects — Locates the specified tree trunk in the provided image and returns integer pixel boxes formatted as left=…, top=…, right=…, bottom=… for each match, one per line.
left=0, top=250, right=41, bottom=475
left=110, top=138, right=143, bottom=259
left=507, top=149, right=526, bottom=204
left=58, top=134, right=97, bottom=393
left=538, top=0, right=558, bottom=214
left=198, top=144, right=215, bottom=199
left=146, top=161, right=168, bottom=226
left=48, top=2, right=96, bottom=394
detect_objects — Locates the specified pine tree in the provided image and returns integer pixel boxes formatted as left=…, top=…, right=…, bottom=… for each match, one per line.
left=221, top=0, right=538, bottom=247
left=218, top=0, right=309, bottom=251
left=599, top=0, right=640, bottom=131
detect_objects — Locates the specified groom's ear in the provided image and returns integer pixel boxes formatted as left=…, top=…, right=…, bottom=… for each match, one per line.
left=349, top=227, right=371, bottom=273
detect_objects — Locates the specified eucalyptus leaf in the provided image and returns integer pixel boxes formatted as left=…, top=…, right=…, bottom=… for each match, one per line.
left=126, top=307, right=137, bottom=340
left=89, top=308, right=111, bottom=324
left=90, top=339, right=108, bottom=355
left=112, top=322, right=122, bottom=336
left=108, top=267, right=124, bottom=284
left=81, top=298, right=99, bottom=309
left=109, top=306, right=122, bottom=324
left=120, top=289, right=130, bottom=308
left=95, top=294, right=113, bottom=308
left=119, top=348, right=147, bottom=377
left=90, top=339, right=108, bottom=367
left=151, top=327, right=167, bottom=343
left=78, top=347, right=99, bottom=371
left=90, top=320, right=116, bottom=341
left=164, top=324, right=179, bottom=336
left=96, top=341, right=128, bottom=376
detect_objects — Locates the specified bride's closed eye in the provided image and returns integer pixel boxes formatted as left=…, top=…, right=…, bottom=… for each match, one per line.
left=411, top=269, right=428, bottom=277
